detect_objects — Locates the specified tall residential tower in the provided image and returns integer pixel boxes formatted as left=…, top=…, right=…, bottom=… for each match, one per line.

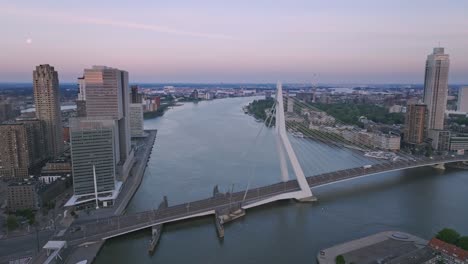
left=33, top=64, right=63, bottom=157
left=422, top=48, right=450, bottom=130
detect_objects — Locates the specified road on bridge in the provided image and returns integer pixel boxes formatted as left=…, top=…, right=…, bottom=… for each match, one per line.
left=62, top=154, right=468, bottom=245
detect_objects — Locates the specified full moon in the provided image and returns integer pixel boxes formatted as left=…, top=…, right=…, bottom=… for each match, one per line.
left=26, top=38, right=32, bottom=44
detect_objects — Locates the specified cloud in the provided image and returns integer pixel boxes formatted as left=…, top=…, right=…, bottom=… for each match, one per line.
left=0, top=5, right=235, bottom=40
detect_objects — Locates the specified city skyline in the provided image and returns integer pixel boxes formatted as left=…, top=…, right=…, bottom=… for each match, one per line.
left=1, top=1, right=468, bottom=83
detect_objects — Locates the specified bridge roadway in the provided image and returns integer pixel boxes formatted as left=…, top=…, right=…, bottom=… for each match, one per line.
left=63, top=154, right=468, bottom=245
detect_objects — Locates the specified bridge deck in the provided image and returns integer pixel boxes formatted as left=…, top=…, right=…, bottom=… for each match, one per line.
left=63, top=155, right=467, bottom=244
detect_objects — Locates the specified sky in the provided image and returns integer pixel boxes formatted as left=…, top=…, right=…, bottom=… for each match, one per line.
left=1, top=0, right=467, bottom=84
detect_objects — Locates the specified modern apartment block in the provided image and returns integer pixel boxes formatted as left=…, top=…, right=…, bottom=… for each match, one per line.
left=0, top=119, right=47, bottom=179
left=423, top=48, right=450, bottom=131
left=404, top=104, right=427, bottom=145
left=458, top=86, right=468, bottom=113
left=33, top=64, right=64, bottom=158
left=67, top=118, right=121, bottom=208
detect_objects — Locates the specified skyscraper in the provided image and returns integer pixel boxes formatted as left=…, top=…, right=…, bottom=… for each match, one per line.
left=78, top=66, right=131, bottom=163
left=33, top=64, right=63, bottom=157
left=423, top=48, right=450, bottom=130
left=404, top=104, right=427, bottom=145
left=458, top=86, right=468, bottom=113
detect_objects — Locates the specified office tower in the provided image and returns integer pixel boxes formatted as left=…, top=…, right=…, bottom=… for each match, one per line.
left=458, top=86, right=468, bottom=112
left=129, top=104, right=144, bottom=137
left=0, top=119, right=46, bottom=179
left=404, top=104, right=427, bottom=144
left=68, top=118, right=120, bottom=207
left=78, top=66, right=131, bottom=164
left=423, top=48, right=450, bottom=130
left=33, top=64, right=63, bottom=157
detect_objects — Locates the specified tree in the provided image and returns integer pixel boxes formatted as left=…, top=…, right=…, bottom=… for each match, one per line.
left=436, top=228, right=460, bottom=245
left=6, top=215, right=19, bottom=231
left=457, top=236, right=468, bottom=250
left=336, top=255, right=345, bottom=264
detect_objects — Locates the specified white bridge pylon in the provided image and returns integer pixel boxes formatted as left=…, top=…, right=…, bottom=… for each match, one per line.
left=275, top=81, right=316, bottom=202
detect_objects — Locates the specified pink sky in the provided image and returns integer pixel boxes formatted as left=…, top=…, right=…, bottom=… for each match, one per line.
left=1, top=1, right=467, bottom=83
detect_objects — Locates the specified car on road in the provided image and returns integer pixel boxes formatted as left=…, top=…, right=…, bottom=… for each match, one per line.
left=70, top=226, right=81, bottom=233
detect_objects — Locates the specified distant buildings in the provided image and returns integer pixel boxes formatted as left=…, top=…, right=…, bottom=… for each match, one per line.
left=458, top=86, right=468, bottom=112
left=449, top=134, right=468, bottom=152
left=190, top=89, right=199, bottom=100
left=388, top=105, right=404, bottom=113
left=33, top=64, right=64, bottom=158
left=341, top=130, right=401, bottom=151
left=142, top=96, right=160, bottom=112
left=0, top=99, right=15, bottom=122
left=428, top=129, right=451, bottom=151
left=404, top=104, right=427, bottom=145
left=131, top=85, right=143, bottom=104
left=129, top=103, right=144, bottom=137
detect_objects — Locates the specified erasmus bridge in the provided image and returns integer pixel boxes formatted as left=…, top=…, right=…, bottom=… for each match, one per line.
left=38, top=83, right=468, bottom=262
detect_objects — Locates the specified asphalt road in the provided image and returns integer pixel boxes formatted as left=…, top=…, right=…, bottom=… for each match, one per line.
left=0, top=230, right=54, bottom=263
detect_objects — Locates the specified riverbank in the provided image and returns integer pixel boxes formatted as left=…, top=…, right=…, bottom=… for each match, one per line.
left=143, top=103, right=174, bottom=120
left=95, top=97, right=468, bottom=264
left=26, top=130, right=158, bottom=264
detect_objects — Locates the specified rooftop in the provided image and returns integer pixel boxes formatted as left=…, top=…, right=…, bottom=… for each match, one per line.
left=429, top=238, right=468, bottom=262
left=317, top=231, right=428, bottom=264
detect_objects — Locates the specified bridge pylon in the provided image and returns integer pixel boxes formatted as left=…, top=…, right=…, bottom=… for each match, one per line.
left=275, top=81, right=316, bottom=202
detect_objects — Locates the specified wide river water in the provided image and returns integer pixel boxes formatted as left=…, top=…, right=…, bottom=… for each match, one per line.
left=96, top=97, right=468, bottom=263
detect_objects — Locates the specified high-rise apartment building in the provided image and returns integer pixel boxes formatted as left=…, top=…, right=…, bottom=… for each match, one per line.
left=458, top=86, right=468, bottom=113
left=404, top=104, right=427, bottom=144
left=423, top=48, right=450, bottom=130
left=0, top=119, right=46, bottom=179
left=33, top=64, right=63, bottom=157
left=67, top=118, right=120, bottom=207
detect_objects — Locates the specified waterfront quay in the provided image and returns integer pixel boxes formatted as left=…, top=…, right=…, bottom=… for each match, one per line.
left=22, top=130, right=158, bottom=264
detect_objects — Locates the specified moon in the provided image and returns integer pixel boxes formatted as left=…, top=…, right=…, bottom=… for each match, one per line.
left=26, top=38, right=32, bottom=44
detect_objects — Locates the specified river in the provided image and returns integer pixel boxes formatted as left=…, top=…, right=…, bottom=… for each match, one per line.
left=96, top=97, right=468, bottom=263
